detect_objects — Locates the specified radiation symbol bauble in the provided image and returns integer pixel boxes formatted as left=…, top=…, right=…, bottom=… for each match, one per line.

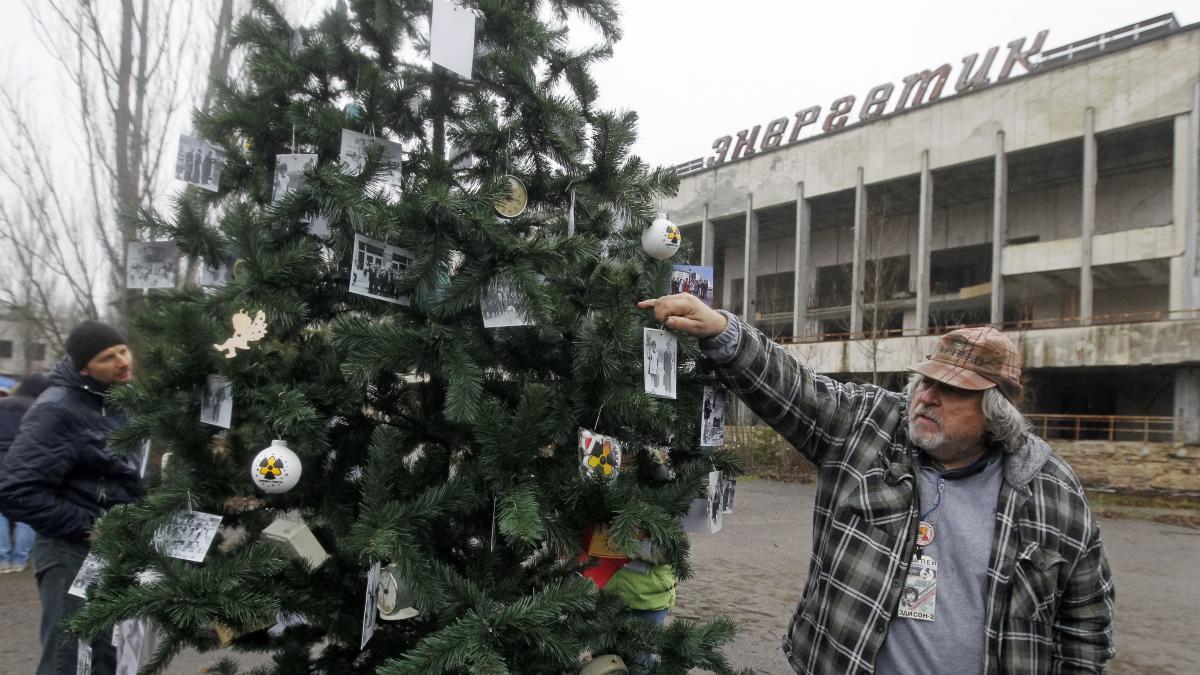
left=250, top=439, right=302, bottom=494
left=641, top=215, right=681, bottom=260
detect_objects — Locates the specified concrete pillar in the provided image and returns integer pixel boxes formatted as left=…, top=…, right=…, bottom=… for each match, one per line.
left=793, top=182, right=811, bottom=338
left=700, top=203, right=714, bottom=268
left=1175, top=367, right=1200, bottom=444
left=991, top=131, right=1008, bottom=325
left=1080, top=107, right=1096, bottom=325
left=742, top=193, right=758, bottom=325
left=1172, top=83, right=1200, bottom=317
left=916, top=153, right=933, bottom=333
left=850, top=168, right=867, bottom=335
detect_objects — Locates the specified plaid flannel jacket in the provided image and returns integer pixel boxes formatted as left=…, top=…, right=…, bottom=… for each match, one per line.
left=702, top=314, right=1115, bottom=674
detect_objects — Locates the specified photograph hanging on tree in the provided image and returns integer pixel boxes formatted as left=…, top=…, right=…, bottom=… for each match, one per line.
left=174, top=134, right=225, bottom=192
left=700, top=385, right=725, bottom=446
left=126, top=241, right=178, bottom=290
left=578, top=428, right=621, bottom=479
left=349, top=233, right=413, bottom=305
left=152, top=511, right=223, bottom=562
left=200, top=375, right=233, bottom=429
left=682, top=470, right=724, bottom=535
left=643, top=327, right=677, bottom=399
left=68, top=553, right=105, bottom=599
left=272, top=153, right=318, bottom=202
left=339, top=129, right=404, bottom=195
left=113, top=618, right=146, bottom=674
left=719, top=476, right=737, bottom=514
left=361, top=562, right=381, bottom=649
left=481, top=277, right=534, bottom=327
left=430, top=0, right=476, bottom=79
left=672, top=264, right=715, bottom=306
left=199, top=260, right=232, bottom=287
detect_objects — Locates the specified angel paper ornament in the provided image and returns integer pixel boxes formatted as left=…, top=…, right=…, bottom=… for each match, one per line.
left=214, top=309, right=268, bottom=358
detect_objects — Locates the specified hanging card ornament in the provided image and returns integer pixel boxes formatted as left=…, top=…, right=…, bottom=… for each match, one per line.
left=261, top=517, right=329, bottom=568
left=349, top=233, right=414, bottom=305
left=430, top=0, right=476, bottom=79
left=643, top=328, right=678, bottom=399
left=682, top=470, right=724, bottom=534
left=700, top=386, right=725, bottom=446
left=152, top=511, right=223, bottom=562
left=641, top=215, right=681, bottom=260
left=68, top=553, right=106, bottom=599
left=175, top=134, right=225, bottom=192
left=494, top=175, right=528, bottom=218
left=361, top=562, right=381, bottom=649
left=200, top=374, right=233, bottom=428
left=127, top=241, right=179, bottom=290
left=377, top=564, right=419, bottom=620
left=250, top=440, right=302, bottom=493
left=578, top=428, right=621, bottom=479
left=214, top=309, right=268, bottom=358
left=272, top=153, right=317, bottom=202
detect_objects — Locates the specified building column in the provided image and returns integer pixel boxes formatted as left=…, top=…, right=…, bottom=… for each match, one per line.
left=793, top=182, right=811, bottom=338
left=1175, top=367, right=1200, bottom=444
left=991, top=131, right=1008, bottom=325
left=1172, top=82, right=1200, bottom=316
left=1080, top=107, right=1097, bottom=325
left=742, top=193, right=758, bottom=325
left=916, top=152, right=933, bottom=333
left=850, top=168, right=867, bottom=335
left=700, top=203, right=714, bottom=268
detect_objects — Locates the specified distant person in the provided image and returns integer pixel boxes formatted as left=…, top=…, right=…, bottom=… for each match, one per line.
left=0, top=321, right=145, bottom=675
left=0, top=372, right=50, bottom=573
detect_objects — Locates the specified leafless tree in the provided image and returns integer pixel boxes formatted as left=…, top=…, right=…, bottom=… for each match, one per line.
left=0, top=0, right=238, bottom=352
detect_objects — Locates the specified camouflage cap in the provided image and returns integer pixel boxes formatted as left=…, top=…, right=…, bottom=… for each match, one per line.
left=908, top=326, right=1022, bottom=401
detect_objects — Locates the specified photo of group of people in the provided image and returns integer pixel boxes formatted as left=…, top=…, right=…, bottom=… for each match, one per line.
left=152, top=511, right=222, bottom=563
left=126, top=241, right=178, bottom=289
left=701, top=385, right=725, bottom=446
left=273, top=153, right=318, bottom=202
left=199, top=260, right=232, bottom=287
left=671, top=264, right=714, bottom=305
left=683, top=470, right=725, bottom=534
left=643, top=327, right=677, bottom=399
left=349, top=233, right=413, bottom=305
left=175, top=134, right=225, bottom=192
left=481, top=277, right=534, bottom=328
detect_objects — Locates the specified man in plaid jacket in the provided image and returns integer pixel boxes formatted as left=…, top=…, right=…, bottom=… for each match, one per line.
left=639, top=294, right=1114, bottom=674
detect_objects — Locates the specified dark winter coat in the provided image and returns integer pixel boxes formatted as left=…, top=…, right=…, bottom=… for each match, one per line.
left=0, top=360, right=144, bottom=541
left=0, top=373, right=50, bottom=457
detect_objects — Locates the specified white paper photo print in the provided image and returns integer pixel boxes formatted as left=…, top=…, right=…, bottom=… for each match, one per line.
left=175, top=134, right=225, bottom=192
left=349, top=233, right=414, bottom=305
left=643, top=328, right=677, bottom=399
left=430, top=0, right=476, bottom=79
left=152, top=511, right=223, bottom=562
left=272, top=153, right=318, bottom=202
left=481, top=277, right=534, bottom=328
left=339, top=129, right=404, bottom=192
left=700, top=386, right=725, bottom=447
left=126, top=241, right=178, bottom=290
left=682, top=470, right=723, bottom=535
left=200, top=374, right=233, bottom=429
left=361, top=562, right=381, bottom=649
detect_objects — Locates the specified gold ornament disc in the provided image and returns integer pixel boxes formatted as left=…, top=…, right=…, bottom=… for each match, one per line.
left=494, top=175, right=528, bottom=218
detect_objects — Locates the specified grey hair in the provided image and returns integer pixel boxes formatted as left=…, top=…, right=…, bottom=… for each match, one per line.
left=905, top=373, right=1031, bottom=454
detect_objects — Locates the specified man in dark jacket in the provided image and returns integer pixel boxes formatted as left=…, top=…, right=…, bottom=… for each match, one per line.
left=0, top=372, right=51, bottom=573
left=0, top=321, right=144, bottom=675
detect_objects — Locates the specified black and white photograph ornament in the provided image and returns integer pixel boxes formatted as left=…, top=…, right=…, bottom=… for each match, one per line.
left=272, top=153, right=317, bottom=203
left=251, top=440, right=302, bottom=493
left=175, top=134, right=225, bottom=192
left=126, top=241, right=178, bottom=290
left=719, top=475, right=737, bottom=514
left=199, top=260, right=232, bottom=287
left=361, top=562, right=381, bottom=649
left=339, top=129, right=403, bottom=195
left=481, top=276, right=534, bottom=328
left=641, top=215, right=681, bottom=260
left=349, top=233, right=414, bottom=305
left=643, top=327, right=677, bottom=399
left=700, top=385, right=725, bottom=447
left=200, top=374, right=233, bottom=429
left=152, top=511, right=223, bottom=562
left=682, top=470, right=724, bottom=535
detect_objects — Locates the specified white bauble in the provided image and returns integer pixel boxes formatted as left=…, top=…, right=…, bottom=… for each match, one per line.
left=641, top=215, right=681, bottom=260
left=251, top=439, right=302, bottom=493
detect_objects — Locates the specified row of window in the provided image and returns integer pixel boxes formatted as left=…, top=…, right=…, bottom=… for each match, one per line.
left=0, top=340, right=47, bottom=362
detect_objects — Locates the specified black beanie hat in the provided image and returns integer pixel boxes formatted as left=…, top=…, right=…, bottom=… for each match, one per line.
left=66, top=320, right=127, bottom=369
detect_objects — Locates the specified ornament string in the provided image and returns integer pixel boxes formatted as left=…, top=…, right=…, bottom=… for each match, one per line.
left=489, top=493, right=497, bottom=552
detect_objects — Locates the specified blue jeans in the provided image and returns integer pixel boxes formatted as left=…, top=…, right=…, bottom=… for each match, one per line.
left=32, top=536, right=115, bottom=675
left=0, top=512, right=36, bottom=565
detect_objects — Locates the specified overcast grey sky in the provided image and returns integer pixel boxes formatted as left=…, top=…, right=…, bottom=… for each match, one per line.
left=0, top=1, right=1191, bottom=171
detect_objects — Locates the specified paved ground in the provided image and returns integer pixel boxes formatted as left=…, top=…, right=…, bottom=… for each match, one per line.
left=2, top=479, right=1197, bottom=673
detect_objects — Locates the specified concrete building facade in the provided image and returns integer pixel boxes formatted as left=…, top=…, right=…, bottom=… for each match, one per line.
left=660, top=15, right=1200, bottom=442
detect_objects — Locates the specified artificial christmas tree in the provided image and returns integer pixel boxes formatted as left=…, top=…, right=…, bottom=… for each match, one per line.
left=70, top=1, right=744, bottom=673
